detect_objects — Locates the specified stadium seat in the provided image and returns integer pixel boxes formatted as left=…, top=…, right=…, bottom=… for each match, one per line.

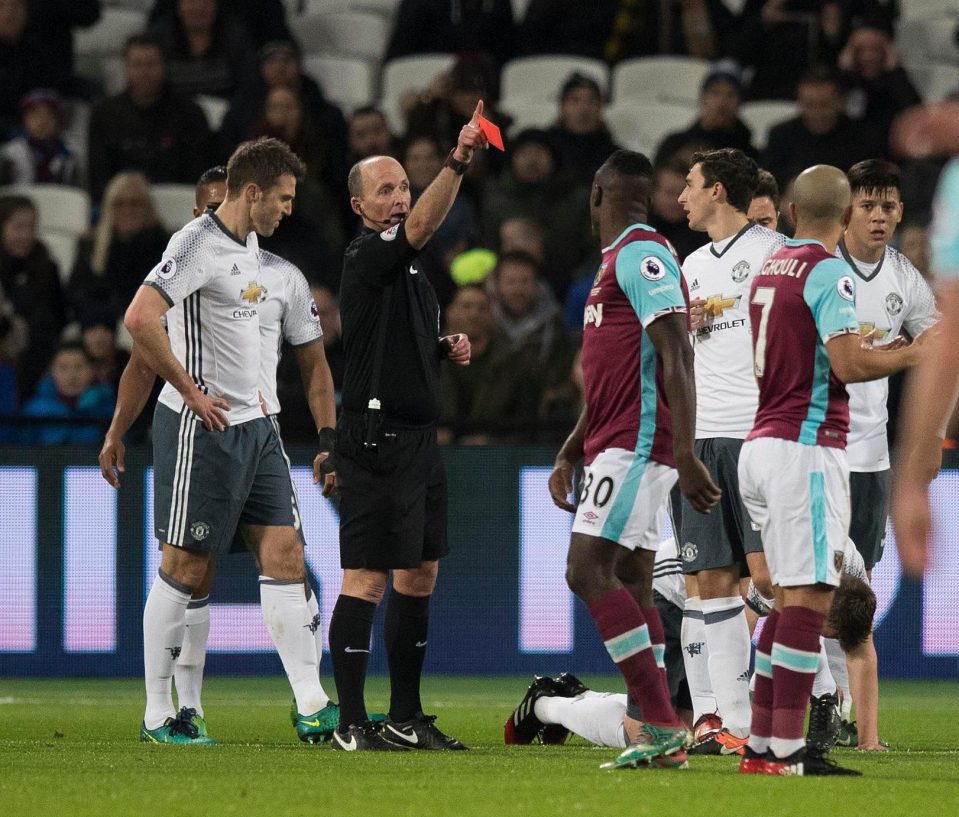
left=897, top=14, right=959, bottom=70
left=296, top=11, right=390, bottom=61
left=40, top=231, right=79, bottom=284
left=297, top=0, right=352, bottom=14
left=195, top=95, right=230, bottom=132
left=604, top=100, right=696, bottom=155
left=911, top=62, right=959, bottom=102
left=302, top=55, right=377, bottom=113
left=350, top=0, right=401, bottom=17
left=611, top=56, right=709, bottom=105
left=74, top=8, right=146, bottom=57
left=739, top=100, right=797, bottom=151
left=498, top=99, right=557, bottom=134
left=101, top=56, right=126, bottom=96
left=150, top=184, right=198, bottom=232
left=500, top=55, right=609, bottom=104
left=380, top=53, right=456, bottom=132
left=0, top=184, right=91, bottom=237
left=899, top=0, right=959, bottom=20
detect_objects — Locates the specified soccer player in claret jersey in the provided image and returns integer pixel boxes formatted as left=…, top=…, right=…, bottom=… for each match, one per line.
left=678, top=149, right=784, bottom=755
left=547, top=150, right=721, bottom=771
left=737, top=164, right=920, bottom=777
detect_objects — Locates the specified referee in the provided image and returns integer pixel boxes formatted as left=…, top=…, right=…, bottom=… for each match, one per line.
left=328, top=103, right=487, bottom=751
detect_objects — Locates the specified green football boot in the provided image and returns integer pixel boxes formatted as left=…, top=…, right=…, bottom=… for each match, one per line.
left=139, top=709, right=217, bottom=746
left=296, top=703, right=341, bottom=743
left=600, top=723, right=691, bottom=769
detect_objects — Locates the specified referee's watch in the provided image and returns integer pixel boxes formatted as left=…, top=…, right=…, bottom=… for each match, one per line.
left=443, top=150, right=470, bottom=176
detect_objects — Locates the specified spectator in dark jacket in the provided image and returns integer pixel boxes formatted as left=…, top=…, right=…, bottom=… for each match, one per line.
left=547, top=72, right=620, bottom=186
left=69, top=171, right=169, bottom=323
left=0, top=195, right=68, bottom=400
left=0, top=0, right=58, bottom=138
left=0, top=89, right=81, bottom=186
left=149, top=0, right=291, bottom=49
left=19, top=341, right=114, bottom=445
left=148, top=0, right=258, bottom=99
left=87, top=35, right=212, bottom=202
left=655, top=60, right=758, bottom=166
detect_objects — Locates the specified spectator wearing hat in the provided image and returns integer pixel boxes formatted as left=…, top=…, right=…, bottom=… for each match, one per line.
left=69, top=171, right=170, bottom=324
left=0, top=90, right=81, bottom=186
left=147, top=0, right=259, bottom=99
left=763, top=65, right=885, bottom=188
left=18, top=341, right=114, bottom=446
left=384, top=0, right=516, bottom=72
left=547, top=73, right=620, bottom=186
left=87, top=35, right=213, bottom=202
left=839, top=15, right=921, bottom=153
left=482, top=128, right=592, bottom=300
left=655, top=60, right=757, bottom=166
left=219, top=39, right=348, bottom=182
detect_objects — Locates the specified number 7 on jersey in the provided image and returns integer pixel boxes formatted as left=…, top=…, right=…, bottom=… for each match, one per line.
left=751, top=286, right=775, bottom=378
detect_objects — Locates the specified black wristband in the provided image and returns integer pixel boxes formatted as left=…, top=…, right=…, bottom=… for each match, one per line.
left=443, top=150, right=469, bottom=175
left=317, top=426, right=336, bottom=453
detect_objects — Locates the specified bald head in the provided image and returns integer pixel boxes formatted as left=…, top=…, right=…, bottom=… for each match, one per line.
left=348, top=155, right=404, bottom=199
left=792, top=165, right=851, bottom=227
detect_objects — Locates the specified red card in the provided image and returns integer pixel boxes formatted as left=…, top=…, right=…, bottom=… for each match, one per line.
left=478, top=115, right=505, bottom=151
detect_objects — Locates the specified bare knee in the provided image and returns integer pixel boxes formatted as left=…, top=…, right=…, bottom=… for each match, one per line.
left=246, top=525, right=304, bottom=580
left=193, top=556, right=217, bottom=598
left=393, top=560, right=439, bottom=597
left=341, top=569, right=388, bottom=604
left=566, top=535, right=618, bottom=601
left=160, top=544, right=213, bottom=590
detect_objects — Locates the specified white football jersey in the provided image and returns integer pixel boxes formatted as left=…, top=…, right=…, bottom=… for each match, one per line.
left=682, top=223, right=786, bottom=438
left=836, top=241, right=938, bottom=471
left=145, top=213, right=265, bottom=425
left=256, top=249, right=323, bottom=416
left=653, top=536, right=686, bottom=610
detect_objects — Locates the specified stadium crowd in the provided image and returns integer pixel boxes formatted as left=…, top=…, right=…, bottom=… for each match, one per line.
left=0, top=0, right=956, bottom=445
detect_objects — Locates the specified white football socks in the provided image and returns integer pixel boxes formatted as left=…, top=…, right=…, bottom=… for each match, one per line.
left=811, top=637, right=837, bottom=698
left=174, top=596, right=210, bottom=716
left=681, top=596, right=717, bottom=721
left=259, top=578, right=326, bottom=716
left=824, top=636, right=851, bottom=715
left=534, top=692, right=629, bottom=748
left=702, top=596, right=752, bottom=737
left=143, top=573, right=191, bottom=729
left=305, top=584, right=330, bottom=703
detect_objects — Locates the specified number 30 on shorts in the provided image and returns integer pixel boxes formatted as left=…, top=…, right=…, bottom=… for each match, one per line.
left=579, top=470, right=615, bottom=508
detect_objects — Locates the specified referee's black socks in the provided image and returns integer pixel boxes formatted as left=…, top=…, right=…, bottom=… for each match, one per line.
left=385, top=590, right=430, bottom=722
left=329, top=594, right=376, bottom=731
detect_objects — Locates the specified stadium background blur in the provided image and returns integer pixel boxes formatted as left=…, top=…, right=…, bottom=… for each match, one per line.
left=0, top=0, right=958, bottom=681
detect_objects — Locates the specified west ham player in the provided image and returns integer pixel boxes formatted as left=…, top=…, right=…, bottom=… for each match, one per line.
left=124, top=139, right=334, bottom=745
left=678, top=149, right=785, bottom=754
left=737, top=164, right=919, bottom=776
left=548, top=149, right=720, bottom=770
left=100, top=166, right=340, bottom=743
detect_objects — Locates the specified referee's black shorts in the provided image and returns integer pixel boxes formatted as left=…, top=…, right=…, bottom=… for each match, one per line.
left=336, top=413, right=449, bottom=570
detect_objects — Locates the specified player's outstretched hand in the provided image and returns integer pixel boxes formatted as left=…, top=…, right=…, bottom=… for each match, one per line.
left=441, top=333, right=471, bottom=366
left=182, top=387, right=230, bottom=431
left=677, top=455, right=722, bottom=514
left=688, top=297, right=708, bottom=332
left=549, top=458, right=577, bottom=513
left=453, top=100, right=488, bottom=163
left=99, top=433, right=125, bottom=489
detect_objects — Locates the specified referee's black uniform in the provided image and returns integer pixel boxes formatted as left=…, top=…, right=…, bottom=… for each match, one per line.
left=336, top=220, right=449, bottom=569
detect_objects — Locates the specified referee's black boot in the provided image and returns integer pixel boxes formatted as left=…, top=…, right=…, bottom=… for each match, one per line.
left=382, top=712, right=469, bottom=750
left=331, top=720, right=409, bottom=751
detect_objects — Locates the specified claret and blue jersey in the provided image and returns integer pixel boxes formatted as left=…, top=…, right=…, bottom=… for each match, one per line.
left=746, top=239, right=861, bottom=448
left=581, top=224, right=688, bottom=467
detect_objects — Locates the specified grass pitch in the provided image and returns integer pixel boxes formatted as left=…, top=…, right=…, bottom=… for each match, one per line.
left=0, top=676, right=956, bottom=817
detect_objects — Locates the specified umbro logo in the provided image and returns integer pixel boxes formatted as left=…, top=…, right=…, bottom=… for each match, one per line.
left=582, top=511, right=599, bottom=521
left=230, top=264, right=241, bottom=276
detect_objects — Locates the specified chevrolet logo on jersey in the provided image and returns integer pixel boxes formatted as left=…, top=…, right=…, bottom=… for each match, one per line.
left=704, top=293, right=741, bottom=317
left=859, top=322, right=889, bottom=340
left=240, top=281, right=268, bottom=305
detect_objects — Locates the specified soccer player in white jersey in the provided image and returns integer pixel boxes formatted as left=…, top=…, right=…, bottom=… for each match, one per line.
left=677, top=149, right=785, bottom=755
left=100, top=166, right=342, bottom=743
left=828, top=159, right=937, bottom=749
left=123, top=139, right=334, bottom=745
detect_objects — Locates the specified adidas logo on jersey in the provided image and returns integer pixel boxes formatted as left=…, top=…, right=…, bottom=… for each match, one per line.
left=230, top=263, right=241, bottom=276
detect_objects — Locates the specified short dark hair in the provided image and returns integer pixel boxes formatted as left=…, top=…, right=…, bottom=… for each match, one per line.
left=847, top=158, right=901, bottom=198
left=798, top=65, right=842, bottom=92
left=690, top=148, right=759, bottom=213
left=560, top=71, right=602, bottom=102
left=123, top=34, right=163, bottom=58
left=225, top=138, right=305, bottom=197
left=494, top=250, right=541, bottom=278
left=197, top=165, right=228, bottom=187
left=753, top=168, right=780, bottom=208
left=53, top=339, right=93, bottom=365
left=0, top=194, right=36, bottom=229
left=603, top=149, right=654, bottom=180
left=828, top=574, right=876, bottom=652
left=350, top=105, right=386, bottom=122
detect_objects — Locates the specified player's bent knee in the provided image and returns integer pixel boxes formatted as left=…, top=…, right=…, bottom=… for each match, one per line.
left=341, top=568, right=388, bottom=603
left=393, top=561, right=439, bottom=596
left=160, top=543, right=213, bottom=589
